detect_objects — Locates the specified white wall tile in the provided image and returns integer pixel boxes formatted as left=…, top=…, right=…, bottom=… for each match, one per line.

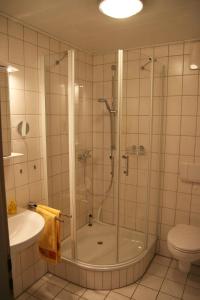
left=0, top=32, right=8, bottom=61
left=183, top=75, right=198, bottom=95
left=24, top=42, right=38, bottom=68
left=169, top=43, right=184, bottom=56
left=24, top=27, right=37, bottom=45
left=0, top=15, right=7, bottom=33
left=168, top=76, right=182, bottom=96
left=8, top=20, right=23, bottom=39
left=9, top=37, right=24, bottom=65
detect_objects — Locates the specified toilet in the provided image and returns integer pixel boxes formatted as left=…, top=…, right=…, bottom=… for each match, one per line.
left=167, top=224, right=200, bottom=273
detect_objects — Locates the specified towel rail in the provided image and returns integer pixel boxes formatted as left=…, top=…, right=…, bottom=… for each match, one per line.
left=28, top=202, right=72, bottom=222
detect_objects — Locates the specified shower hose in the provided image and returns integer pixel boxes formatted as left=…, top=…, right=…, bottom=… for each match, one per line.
left=83, top=155, right=114, bottom=223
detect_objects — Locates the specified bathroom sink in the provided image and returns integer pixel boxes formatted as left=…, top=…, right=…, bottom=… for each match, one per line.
left=8, top=209, right=45, bottom=255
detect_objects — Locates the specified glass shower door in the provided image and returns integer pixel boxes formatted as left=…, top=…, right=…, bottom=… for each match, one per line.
left=43, top=51, right=72, bottom=258
left=67, top=49, right=124, bottom=265
left=118, top=52, right=154, bottom=263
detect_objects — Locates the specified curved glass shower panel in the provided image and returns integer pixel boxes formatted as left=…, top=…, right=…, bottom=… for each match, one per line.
left=74, top=51, right=119, bottom=265
left=44, top=52, right=72, bottom=257
left=147, top=58, right=166, bottom=243
left=118, top=52, right=158, bottom=263
left=73, top=50, right=94, bottom=262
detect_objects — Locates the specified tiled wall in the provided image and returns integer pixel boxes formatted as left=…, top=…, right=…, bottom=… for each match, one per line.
left=11, top=244, right=47, bottom=296
left=152, top=42, right=200, bottom=257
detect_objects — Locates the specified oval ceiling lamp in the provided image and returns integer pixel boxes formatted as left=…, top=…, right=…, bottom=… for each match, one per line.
left=98, top=0, right=143, bottom=19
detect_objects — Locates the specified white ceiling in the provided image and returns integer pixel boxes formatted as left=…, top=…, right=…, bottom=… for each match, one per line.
left=0, top=0, right=200, bottom=53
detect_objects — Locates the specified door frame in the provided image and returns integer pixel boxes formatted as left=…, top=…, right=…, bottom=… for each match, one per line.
left=0, top=103, right=14, bottom=299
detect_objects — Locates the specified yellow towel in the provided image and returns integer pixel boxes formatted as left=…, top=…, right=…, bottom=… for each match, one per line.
left=36, top=205, right=61, bottom=264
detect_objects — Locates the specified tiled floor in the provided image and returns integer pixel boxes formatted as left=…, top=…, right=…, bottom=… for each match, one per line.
left=16, top=255, right=200, bottom=300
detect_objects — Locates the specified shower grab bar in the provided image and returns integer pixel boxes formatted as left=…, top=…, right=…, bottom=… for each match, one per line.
left=122, top=154, right=129, bottom=176
left=28, top=202, right=72, bottom=222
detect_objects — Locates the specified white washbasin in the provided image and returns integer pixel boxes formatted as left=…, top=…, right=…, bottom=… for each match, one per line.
left=8, top=209, right=45, bottom=255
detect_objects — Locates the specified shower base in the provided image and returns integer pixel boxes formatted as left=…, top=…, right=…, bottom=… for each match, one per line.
left=62, top=222, right=154, bottom=265
left=48, top=222, right=156, bottom=289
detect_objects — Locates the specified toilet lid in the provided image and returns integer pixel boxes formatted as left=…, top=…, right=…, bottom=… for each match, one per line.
left=168, top=224, right=200, bottom=253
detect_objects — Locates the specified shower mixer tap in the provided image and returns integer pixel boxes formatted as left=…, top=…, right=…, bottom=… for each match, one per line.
left=78, top=150, right=92, bottom=161
left=126, top=145, right=145, bottom=156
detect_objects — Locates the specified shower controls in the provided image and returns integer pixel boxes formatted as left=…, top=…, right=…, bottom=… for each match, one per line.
left=132, top=145, right=145, bottom=155
left=122, top=154, right=129, bottom=176
left=126, top=145, right=145, bottom=156
left=78, top=150, right=92, bottom=161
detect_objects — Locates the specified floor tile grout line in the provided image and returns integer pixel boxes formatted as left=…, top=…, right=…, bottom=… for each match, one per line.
left=17, top=256, right=200, bottom=300
left=180, top=269, right=191, bottom=300
left=155, top=256, right=172, bottom=299
left=136, top=256, right=172, bottom=298
left=25, top=274, right=69, bottom=297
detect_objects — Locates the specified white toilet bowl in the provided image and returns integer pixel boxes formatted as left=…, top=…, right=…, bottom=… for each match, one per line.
left=167, top=224, right=200, bottom=273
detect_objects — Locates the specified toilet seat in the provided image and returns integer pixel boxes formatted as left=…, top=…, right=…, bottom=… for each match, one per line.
left=168, top=224, right=200, bottom=253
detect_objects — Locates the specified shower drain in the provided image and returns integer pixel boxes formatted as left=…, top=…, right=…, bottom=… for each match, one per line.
left=97, top=241, right=103, bottom=245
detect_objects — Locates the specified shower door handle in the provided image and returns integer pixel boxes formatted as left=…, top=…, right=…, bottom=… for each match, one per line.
left=122, top=154, right=129, bottom=176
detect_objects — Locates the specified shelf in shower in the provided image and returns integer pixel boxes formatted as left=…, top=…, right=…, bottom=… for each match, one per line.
left=3, top=152, right=24, bottom=160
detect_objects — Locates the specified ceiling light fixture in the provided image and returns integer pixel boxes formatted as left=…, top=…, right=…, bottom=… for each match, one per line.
left=189, top=42, right=200, bottom=70
left=98, top=0, right=143, bottom=19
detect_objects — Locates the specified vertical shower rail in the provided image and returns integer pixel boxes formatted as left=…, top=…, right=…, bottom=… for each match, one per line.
left=68, top=50, right=77, bottom=259
left=115, top=49, right=123, bottom=263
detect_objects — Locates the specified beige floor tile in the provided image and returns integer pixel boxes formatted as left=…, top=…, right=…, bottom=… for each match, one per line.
left=16, top=258, right=200, bottom=300
left=55, top=290, right=79, bottom=300
left=106, top=291, right=130, bottom=300
left=27, top=278, right=45, bottom=295
left=43, top=273, right=68, bottom=288
left=166, top=268, right=187, bottom=284
left=65, top=282, right=86, bottom=296
left=183, top=285, right=200, bottom=300
left=113, top=283, right=137, bottom=298
left=157, top=292, right=181, bottom=300
left=170, top=259, right=179, bottom=270
left=82, top=289, right=109, bottom=300
left=132, top=285, right=158, bottom=300
left=161, top=279, right=184, bottom=298
left=190, top=265, right=200, bottom=277
left=16, top=293, right=28, bottom=300
left=147, top=262, right=168, bottom=277
left=33, top=282, right=62, bottom=300
left=153, top=255, right=171, bottom=267
left=186, top=273, right=200, bottom=289
left=140, top=273, right=163, bottom=290
left=16, top=293, right=32, bottom=300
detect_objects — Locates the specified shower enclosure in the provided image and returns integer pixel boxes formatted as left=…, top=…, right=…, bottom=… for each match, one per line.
left=43, top=48, right=164, bottom=288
